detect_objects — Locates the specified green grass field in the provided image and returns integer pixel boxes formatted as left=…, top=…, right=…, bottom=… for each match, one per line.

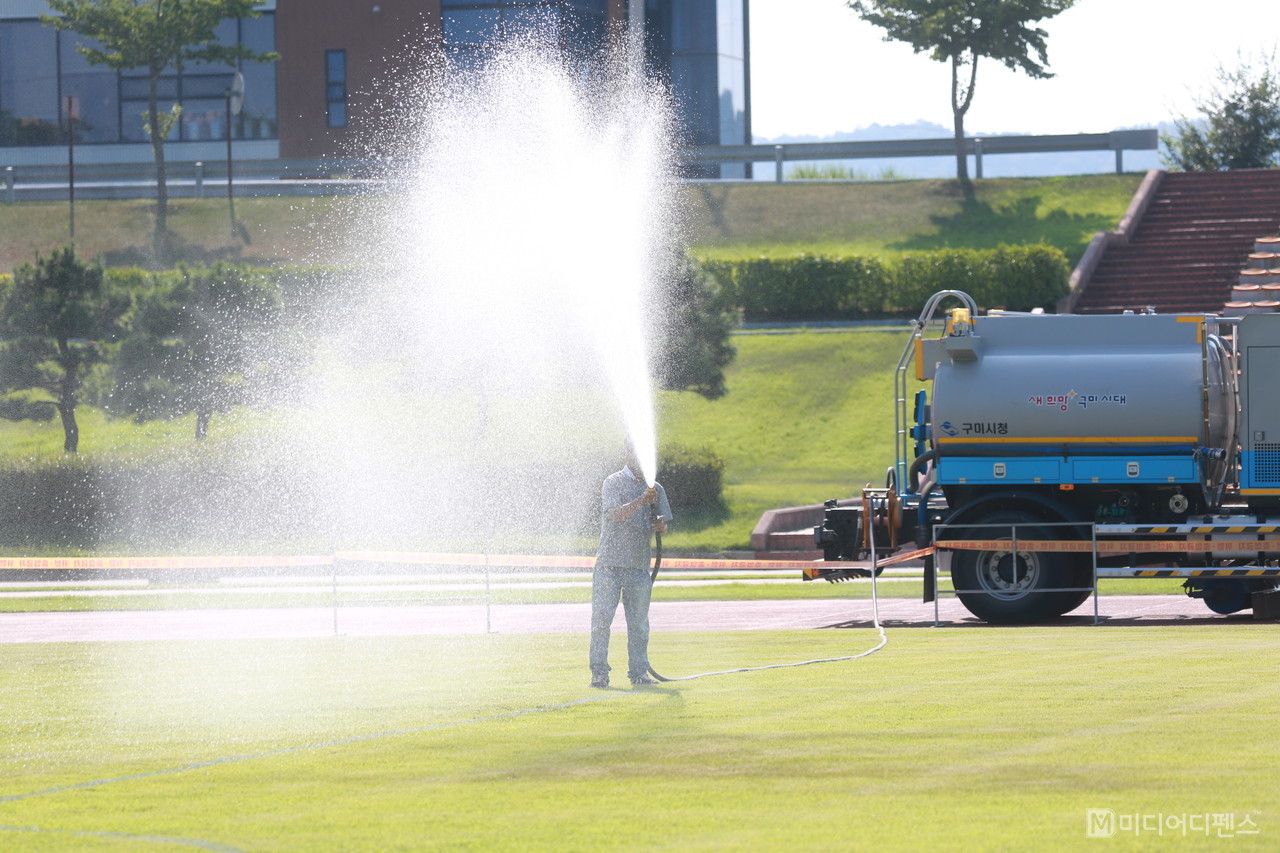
left=2, top=626, right=1274, bottom=850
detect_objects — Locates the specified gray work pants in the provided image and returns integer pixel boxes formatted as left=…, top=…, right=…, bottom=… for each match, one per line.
left=589, top=565, right=651, bottom=679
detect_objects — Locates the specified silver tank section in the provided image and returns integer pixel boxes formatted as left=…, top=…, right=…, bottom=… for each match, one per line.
left=927, top=313, right=1237, bottom=477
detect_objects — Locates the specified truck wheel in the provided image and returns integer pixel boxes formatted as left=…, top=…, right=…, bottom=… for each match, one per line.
left=948, top=510, right=1087, bottom=624
left=1196, top=579, right=1252, bottom=615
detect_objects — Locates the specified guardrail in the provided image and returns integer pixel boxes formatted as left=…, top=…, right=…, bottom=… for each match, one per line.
left=684, top=129, right=1160, bottom=182
left=2, top=129, right=1160, bottom=201
left=2, top=157, right=380, bottom=202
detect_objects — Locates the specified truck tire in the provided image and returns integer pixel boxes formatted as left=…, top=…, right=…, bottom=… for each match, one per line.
left=948, top=509, right=1089, bottom=624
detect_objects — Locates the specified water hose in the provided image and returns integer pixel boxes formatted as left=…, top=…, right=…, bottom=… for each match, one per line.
left=645, top=525, right=673, bottom=682
left=644, top=510, right=887, bottom=684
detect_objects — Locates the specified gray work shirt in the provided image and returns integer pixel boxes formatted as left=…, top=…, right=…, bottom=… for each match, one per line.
left=595, top=465, right=673, bottom=570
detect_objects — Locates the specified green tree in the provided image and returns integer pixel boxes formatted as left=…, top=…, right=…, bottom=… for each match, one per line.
left=110, top=264, right=284, bottom=439
left=650, top=257, right=739, bottom=400
left=1163, top=54, right=1280, bottom=171
left=0, top=248, right=129, bottom=453
left=848, top=0, right=1075, bottom=189
left=41, top=1, right=277, bottom=263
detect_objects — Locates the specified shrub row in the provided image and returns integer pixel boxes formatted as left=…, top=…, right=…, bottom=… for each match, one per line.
left=700, top=245, right=1069, bottom=321
left=657, top=444, right=725, bottom=516
left=0, top=443, right=726, bottom=549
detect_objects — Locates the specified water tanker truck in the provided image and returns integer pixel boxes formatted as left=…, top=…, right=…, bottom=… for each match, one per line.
left=810, top=290, right=1280, bottom=623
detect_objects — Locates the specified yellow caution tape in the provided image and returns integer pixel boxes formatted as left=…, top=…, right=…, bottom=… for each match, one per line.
left=336, top=552, right=867, bottom=571
left=938, top=539, right=1278, bottom=554
left=1, top=552, right=873, bottom=572
left=0, top=555, right=334, bottom=570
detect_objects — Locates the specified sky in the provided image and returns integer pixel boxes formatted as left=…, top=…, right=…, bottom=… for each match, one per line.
left=748, top=0, right=1280, bottom=140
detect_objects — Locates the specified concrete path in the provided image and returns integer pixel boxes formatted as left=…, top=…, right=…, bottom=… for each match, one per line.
left=0, top=595, right=1259, bottom=644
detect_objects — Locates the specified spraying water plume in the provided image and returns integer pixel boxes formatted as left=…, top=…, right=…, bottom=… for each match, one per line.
left=398, top=36, right=671, bottom=478
left=93, top=27, right=678, bottom=555
left=297, top=28, right=681, bottom=547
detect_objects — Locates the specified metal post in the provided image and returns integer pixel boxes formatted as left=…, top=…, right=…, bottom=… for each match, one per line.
left=973, top=138, right=983, bottom=180
left=484, top=555, right=492, bottom=634
left=1115, top=148, right=1123, bottom=174
left=1011, top=524, right=1018, bottom=598
left=1092, top=523, right=1100, bottom=625
left=774, top=144, right=784, bottom=183
left=4, top=167, right=13, bottom=205
left=933, top=527, right=941, bottom=628
left=194, top=161, right=204, bottom=199
left=225, top=91, right=236, bottom=239
left=66, top=96, right=75, bottom=239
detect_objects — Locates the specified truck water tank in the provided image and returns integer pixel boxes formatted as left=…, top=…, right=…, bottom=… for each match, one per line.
left=929, top=314, right=1236, bottom=465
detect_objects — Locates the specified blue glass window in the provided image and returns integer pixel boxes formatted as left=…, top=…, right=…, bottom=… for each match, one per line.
left=326, top=49, right=347, bottom=129
left=1, top=12, right=277, bottom=146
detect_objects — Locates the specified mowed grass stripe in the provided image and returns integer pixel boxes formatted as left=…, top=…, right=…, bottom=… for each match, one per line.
left=1, top=628, right=1275, bottom=850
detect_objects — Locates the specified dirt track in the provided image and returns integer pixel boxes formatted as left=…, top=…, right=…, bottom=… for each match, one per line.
left=0, top=595, right=1265, bottom=644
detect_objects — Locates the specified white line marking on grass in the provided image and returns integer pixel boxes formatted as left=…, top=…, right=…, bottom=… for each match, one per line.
left=0, top=693, right=635, bottom=805
left=0, top=824, right=244, bottom=852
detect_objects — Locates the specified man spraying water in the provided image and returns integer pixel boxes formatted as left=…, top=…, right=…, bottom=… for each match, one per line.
left=589, top=438, right=672, bottom=689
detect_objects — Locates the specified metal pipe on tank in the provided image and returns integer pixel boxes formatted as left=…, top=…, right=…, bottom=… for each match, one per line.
left=1200, top=319, right=1213, bottom=481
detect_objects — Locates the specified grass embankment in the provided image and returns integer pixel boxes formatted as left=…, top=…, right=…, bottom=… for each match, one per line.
left=0, top=175, right=1142, bottom=552
left=0, top=195, right=364, bottom=272
left=0, top=174, right=1142, bottom=271
left=684, top=173, right=1143, bottom=265
left=0, top=327, right=908, bottom=553
left=662, top=327, right=910, bottom=550
left=1, top=627, right=1273, bottom=850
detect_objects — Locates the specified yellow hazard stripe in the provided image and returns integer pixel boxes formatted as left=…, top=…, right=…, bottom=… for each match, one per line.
left=938, top=539, right=1277, bottom=554
left=937, top=436, right=1196, bottom=445
left=1133, top=569, right=1280, bottom=577
left=1124, top=526, right=1280, bottom=533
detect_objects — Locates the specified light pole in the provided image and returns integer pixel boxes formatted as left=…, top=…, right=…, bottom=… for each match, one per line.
left=65, top=96, right=77, bottom=239
left=225, top=71, right=244, bottom=241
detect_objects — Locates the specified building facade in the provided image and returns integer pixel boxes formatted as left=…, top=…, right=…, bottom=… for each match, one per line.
left=0, top=0, right=749, bottom=175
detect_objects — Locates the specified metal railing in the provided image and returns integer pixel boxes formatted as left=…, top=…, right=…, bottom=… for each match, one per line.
left=931, top=520, right=1101, bottom=626
left=683, top=129, right=1160, bottom=182
left=3, top=129, right=1161, bottom=201
left=1, top=157, right=381, bottom=202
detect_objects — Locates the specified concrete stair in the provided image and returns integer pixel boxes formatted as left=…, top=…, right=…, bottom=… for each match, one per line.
left=746, top=499, right=859, bottom=560
left=1073, top=169, right=1280, bottom=315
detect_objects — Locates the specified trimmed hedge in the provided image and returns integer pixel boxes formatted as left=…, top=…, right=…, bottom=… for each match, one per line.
left=701, top=255, right=892, bottom=321
left=0, top=443, right=727, bottom=548
left=657, top=444, right=725, bottom=516
left=701, top=244, right=1069, bottom=321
